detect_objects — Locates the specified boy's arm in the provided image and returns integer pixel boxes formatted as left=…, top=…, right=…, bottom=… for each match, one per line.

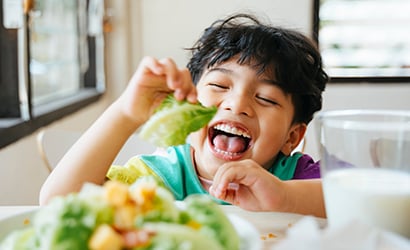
left=282, top=179, right=326, bottom=218
left=39, top=101, right=141, bottom=205
left=39, top=57, right=197, bottom=205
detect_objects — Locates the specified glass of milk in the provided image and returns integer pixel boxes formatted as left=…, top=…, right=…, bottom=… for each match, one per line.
left=315, top=109, right=410, bottom=238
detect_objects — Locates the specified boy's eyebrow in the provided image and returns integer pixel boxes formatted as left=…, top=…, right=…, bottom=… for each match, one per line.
left=206, top=67, right=233, bottom=75
left=261, top=78, right=279, bottom=85
left=206, top=67, right=279, bottom=84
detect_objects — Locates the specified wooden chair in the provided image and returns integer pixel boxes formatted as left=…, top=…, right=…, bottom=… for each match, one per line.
left=36, top=128, right=156, bottom=173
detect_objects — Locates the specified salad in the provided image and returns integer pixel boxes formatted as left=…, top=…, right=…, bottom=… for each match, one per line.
left=0, top=178, right=240, bottom=250
left=138, top=94, right=217, bottom=147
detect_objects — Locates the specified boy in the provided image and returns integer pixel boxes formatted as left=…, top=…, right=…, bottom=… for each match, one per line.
left=40, top=13, right=328, bottom=217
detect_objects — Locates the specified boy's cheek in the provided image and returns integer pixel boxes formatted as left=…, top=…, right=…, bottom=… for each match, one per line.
left=188, top=128, right=208, bottom=146
left=195, top=85, right=218, bottom=107
left=197, top=93, right=213, bottom=107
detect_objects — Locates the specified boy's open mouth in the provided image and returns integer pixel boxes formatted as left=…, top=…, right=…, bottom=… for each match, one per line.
left=209, top=123, right=251, bottom=159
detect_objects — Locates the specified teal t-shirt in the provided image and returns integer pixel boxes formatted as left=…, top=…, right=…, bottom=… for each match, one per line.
left=137, top=144, right=303, bottom=203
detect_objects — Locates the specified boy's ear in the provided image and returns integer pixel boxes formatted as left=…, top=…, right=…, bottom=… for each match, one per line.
left=280, top=123, right=307, bottom=156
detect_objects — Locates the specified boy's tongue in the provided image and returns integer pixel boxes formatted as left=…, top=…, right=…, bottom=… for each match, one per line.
left=213, top=134, right=246, bottom=153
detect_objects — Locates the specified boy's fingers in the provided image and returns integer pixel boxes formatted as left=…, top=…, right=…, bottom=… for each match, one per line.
left=135, top=57, right=196, bottom=102
left=140, top=56, right=164, bottom=75
left=158, top=58, right=196, bottom=102
left=179, top=68, right=197, bottom=102
left=158, top=57, right=181, bottom=88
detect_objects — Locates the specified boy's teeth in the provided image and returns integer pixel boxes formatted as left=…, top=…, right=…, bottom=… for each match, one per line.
left=214, top=124, right=250, bottom=138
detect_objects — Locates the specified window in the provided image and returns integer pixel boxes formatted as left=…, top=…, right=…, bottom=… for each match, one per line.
left=0, top=0, right=105, bottom=148
left=313, top=0, right=410, bottom=82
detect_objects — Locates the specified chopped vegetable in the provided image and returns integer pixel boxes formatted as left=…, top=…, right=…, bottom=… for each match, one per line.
left=0, top=228, right=36, bottom=250
left=140, top=222, right=224, bottom=250
left=138, top=94, right=217, bottom=147
left=33, top=190, right=114, bottom=250
left=184, top=195, right=240, bottom=250
left=0, top=178, right=240, bottom=250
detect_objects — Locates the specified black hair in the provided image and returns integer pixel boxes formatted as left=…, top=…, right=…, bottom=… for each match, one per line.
left=186, top=13, right=328, bottom=124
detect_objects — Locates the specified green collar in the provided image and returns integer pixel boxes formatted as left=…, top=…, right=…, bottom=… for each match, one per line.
left=268, top=152, right=303, bottom=180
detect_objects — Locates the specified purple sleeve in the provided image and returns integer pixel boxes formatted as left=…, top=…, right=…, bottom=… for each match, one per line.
left=292, top=154, right=321, bottom=179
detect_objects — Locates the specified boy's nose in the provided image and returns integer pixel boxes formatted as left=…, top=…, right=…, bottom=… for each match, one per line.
left=222, top=93, right=253, bottom=116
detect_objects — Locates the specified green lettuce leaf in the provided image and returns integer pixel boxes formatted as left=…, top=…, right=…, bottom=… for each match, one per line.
left=33, top=191, right=113, bottom=250
left=184, top=195, right=240, bottom=250
left=139, top=222, right=224, bottom=250
left=138, top=94, right=217, bottom=147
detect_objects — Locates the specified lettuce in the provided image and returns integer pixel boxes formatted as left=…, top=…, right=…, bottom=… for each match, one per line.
left=138, top=94, right=217, bottom=147
left=0, top=228, right=36, bottom=250
left=32, top=191, right=113, bottom=250
left=131, top=177, right=180, bottom=226
left=184, top=195, right=240, bottom=250
left=138, top=222, right=224, bottom=250
left=1, top=181, right=241, bottom=250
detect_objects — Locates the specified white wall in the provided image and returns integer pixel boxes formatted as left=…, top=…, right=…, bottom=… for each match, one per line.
left=1, top=0, right=409, bottom=204
left=135, top=0, right=313, bottom=68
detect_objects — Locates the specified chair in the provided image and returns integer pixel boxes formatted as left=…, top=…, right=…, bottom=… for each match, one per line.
left=36, top=128, right=156, bottom=173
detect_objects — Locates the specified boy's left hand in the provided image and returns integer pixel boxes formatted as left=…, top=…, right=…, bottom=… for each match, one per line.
left=209, top=159, right=287, bottom=212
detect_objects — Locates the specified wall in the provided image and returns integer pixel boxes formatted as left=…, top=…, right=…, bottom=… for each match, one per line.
left=0, top=0, right=409, bottom=204
left=134, top=0, right=313, bottom=68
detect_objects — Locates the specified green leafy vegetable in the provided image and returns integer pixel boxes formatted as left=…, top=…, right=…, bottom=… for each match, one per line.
left=1, top=180, right=241, bottom=250
left=138, top=94, right=217, bottom=147
left=131, top=177, right=180, bottom=226
left=32, top=192, right=113, bottom=250
left=0, top=228, right=36, bottom=250
left=139, top=223, right=224, bottom=250
left=184, top=195, right=240, bottom=250
left=1, top=188, right=114, bottom=250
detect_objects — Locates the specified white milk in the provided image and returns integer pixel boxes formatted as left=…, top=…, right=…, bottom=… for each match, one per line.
left=323, top=168, right=410, bottom=238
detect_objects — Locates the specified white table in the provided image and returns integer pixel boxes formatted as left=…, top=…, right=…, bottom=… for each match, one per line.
left=0, top=206, right=38, bottom=220
left=0, top=205, right=326, bottom=250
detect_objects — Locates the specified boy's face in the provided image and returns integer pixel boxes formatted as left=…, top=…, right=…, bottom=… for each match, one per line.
left=189, top=58, right=306, bottom=179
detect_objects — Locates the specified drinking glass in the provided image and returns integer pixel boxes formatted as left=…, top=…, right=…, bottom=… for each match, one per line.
left=316, top=109, right=410, bottom=238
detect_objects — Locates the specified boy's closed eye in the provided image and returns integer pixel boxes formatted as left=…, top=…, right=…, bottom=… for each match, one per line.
left=256, top=95, right=279, bottom=106
left=209, top=83, right=229, bottom=90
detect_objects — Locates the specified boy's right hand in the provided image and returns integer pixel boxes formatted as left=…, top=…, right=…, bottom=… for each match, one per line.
left=116, top=56, right=198, bottom=127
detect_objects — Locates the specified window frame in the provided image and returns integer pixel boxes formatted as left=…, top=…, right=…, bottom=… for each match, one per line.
left=312, top=0, right=410, bottom=83
left=0, top=0, right=105, bottom=149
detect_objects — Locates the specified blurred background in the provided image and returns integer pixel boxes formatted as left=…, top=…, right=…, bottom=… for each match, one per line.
left=1, top=0, right=409, bottom=205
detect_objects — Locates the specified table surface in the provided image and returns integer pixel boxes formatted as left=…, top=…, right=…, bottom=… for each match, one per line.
left=0, top=205, right=327, bottom=250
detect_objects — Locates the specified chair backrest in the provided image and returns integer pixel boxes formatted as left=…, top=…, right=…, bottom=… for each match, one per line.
left=36, top=128, right=156, bottom=173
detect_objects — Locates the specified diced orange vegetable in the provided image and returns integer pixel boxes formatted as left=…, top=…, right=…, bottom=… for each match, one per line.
left=104, top=181, right=130, bottom=207
left=113, top=204, right=138, bottom=230
left=186, top=220, right=201, bottom=230
left=89, top=224, right=123, bottom=250
left=131, top=182, right=157, bottom=205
